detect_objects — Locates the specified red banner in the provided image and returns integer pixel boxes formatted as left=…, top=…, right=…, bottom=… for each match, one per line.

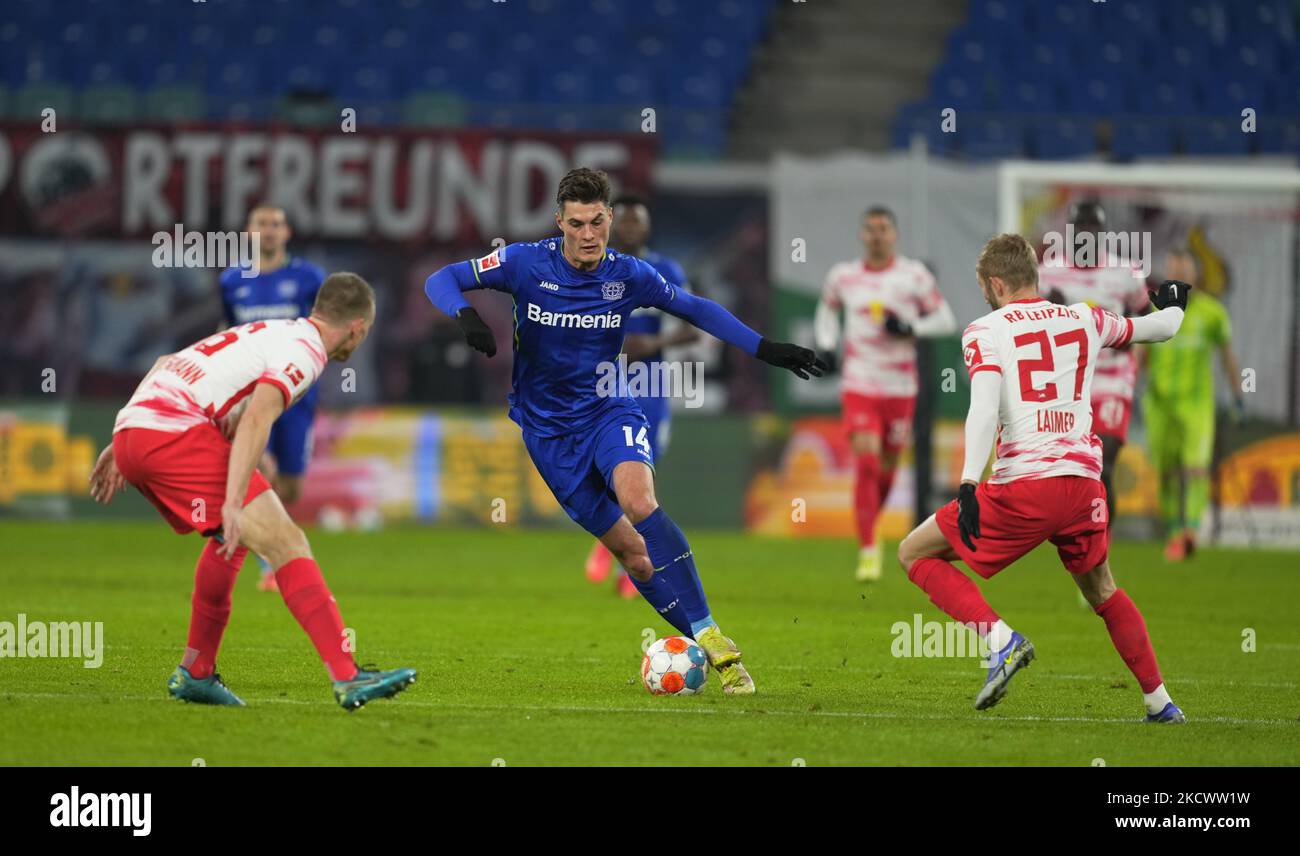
left=0, top=123, right=657, bottom=243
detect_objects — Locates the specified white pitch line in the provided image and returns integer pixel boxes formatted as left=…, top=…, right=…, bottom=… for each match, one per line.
left=2, top=691, right=1295, bottom=727
left=70, top=645, right=1300, bottom=690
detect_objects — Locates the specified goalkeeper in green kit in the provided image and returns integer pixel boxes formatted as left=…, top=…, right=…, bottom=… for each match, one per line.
left=1141, top=248, right=1244, bottom=561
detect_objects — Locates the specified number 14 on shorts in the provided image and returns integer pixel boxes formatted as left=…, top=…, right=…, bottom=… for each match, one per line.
left=622, top=425, right=652, bottom=457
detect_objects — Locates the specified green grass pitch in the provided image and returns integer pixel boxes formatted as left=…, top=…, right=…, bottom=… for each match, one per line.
left=1, top=521, right=1296, bottom=766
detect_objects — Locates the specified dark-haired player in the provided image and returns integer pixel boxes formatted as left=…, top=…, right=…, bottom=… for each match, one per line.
left=583, top=193, right=700, bottom=597
left=424, top=168, right=827, bottom=694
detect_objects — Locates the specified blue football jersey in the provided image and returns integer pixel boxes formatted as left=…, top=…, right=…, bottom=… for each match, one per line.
left=466, top=238, right=683, bottom=436
left=219, top=257, right=326, bottom=408
left=624, top=249, right=689, bottom=360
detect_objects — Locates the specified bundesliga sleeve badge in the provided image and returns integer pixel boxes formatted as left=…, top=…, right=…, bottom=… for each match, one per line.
left=475, top=248, right=503, bottom=274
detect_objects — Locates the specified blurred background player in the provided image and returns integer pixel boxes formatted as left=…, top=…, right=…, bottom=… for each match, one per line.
left=1141, top=247, right=1244, bottom=562
left=90, top=273, right=416, bottom=710
left=814, top=206, right=956, bottom=581
left=898, top=234, right=1189, bottom=722
left=219, top=203, right=326, bottom=592
left=583, top=194, right=701, bottom=598
left=1038, top=200, right=1150, bottom=526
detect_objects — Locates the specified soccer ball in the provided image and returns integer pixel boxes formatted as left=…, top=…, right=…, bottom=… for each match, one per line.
left=641, top=636, right=709, bottom=695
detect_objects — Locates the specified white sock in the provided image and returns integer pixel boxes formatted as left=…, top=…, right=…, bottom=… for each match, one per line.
left=983, top=620, right=1013, bottom=654
left=1143, top=683, right=1173, bottom=715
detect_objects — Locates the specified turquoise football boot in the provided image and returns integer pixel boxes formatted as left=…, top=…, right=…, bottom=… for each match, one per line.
left=333, top=664, right=417, bottom=711
left=167, top=666, right=246, bottom=707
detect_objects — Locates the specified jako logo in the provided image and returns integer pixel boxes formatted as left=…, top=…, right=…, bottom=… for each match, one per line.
left=526, top=302, right=622, bottom=329
left=538, top=281, right=560, bottom=291
left=50, top=787, right=151, bottom=837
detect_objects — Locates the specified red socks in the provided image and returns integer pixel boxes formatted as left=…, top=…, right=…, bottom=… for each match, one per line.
left=906, top=557, right=1000, bottom=628
left=1095, top=589, right=1163, bottom=693
left=275, top=558, right=358, bottom=682
left=182, top=539, right=247, bottom=679
left=878, top=465, right=898, bottom=510
left=854, top=453, right=881, bottom=547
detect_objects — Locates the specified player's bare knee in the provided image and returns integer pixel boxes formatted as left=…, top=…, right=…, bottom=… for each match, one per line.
left=897, top=529, right=921, bottom=571
left=264, top=525, right=311, bottom=569
left=620, top=495, right=659, bottom=525
left=1076, top=562, right=1116, bottom=608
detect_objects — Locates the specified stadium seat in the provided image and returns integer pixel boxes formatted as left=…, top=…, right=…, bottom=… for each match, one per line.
left=275, top=96, right=339, bottom=127
left=78, top=84, right=139, bottom=123
left=11, top=83, right=75, bottom=122
left=402, top=91, right=468, bottom=128
left=1030, top=119, right=1098, bottom=159
left=1256, top=116, right=1300, bottom=153
left=1134, top=76, right=1201, bottom=116
left=144, top=85, right=206, bottom=122
left=964, top=116, right=1026, bottom=159
left=1066, top=73, right=1131, bottom=116
left=1000, top=77, right=1061, bottom=114
left=1110, top=118, right=1176, bottom=158
left=1181, top=118, right=1252, bottom=155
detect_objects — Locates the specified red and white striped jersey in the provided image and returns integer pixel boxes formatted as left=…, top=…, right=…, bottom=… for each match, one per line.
left=114, top=318, right=327, bottom=438
left=1036, top=258, right=1149, bottom=400
left=961, top=298, right=1134, bottom=484
left=819, top=255, right=945, bottom=397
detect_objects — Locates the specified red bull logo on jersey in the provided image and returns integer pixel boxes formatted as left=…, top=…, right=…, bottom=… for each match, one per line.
left=526, top=302, right=622, bottom=329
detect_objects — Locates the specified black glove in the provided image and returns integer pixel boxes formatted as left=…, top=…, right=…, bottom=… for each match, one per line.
left=1150, top=279, right=1191, bottom=312
left=456, top=307, right=496, bottom=357
left=756, top=338, right=829, bottom=380
left=956, top=482, right=981, bottom=552
left=883, top=312, right=913, bottom=337
left=817, top=350, right=839, bottom=374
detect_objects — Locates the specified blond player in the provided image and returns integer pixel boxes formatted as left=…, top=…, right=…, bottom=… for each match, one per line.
left=89, top=273, right=416, bottom=711
left=815, top=206, right=956, bottom=581
left=1037, top=200, right=1151, bottom=525
left=897, top=234, right=1189, bottom=722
